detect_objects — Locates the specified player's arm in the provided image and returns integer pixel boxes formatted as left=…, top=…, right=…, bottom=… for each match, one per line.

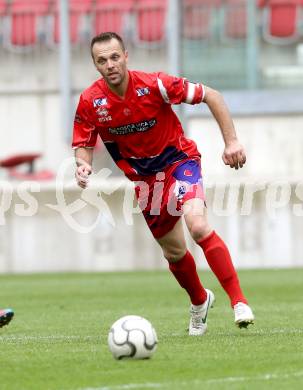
left=74, top=147, right=93, bottom=189
left=156, top=73, right=245, bottom=170
left=203, top=86, right=246, bottom=170
left=72, top=94, right=97, bottom=188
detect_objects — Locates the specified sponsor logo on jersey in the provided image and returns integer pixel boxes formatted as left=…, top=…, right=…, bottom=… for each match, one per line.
left=136, top=87, right=150, bottom=97
left=93, top=97, right=107, bottom=107
left=108, top=118, right=156, bottom=135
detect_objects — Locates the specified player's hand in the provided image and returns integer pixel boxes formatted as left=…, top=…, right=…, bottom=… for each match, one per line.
left=222, top=140, right=246, bottom=170
left=75, top=164, right=92, bottom=189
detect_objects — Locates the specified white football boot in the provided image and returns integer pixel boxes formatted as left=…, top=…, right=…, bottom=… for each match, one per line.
left=234, top=302, right=255, bottom=328
left=189, top=289, right=215, bottom=336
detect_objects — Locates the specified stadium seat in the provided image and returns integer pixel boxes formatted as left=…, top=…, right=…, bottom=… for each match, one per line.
left=261, top=0, right=302, bottom=44
left=0, top=154, right=54, bottom=180
left=0, top=0, right=5, bottom=13
left=134, top=0, right=167, bottom=47
left=0, top=0, right=7, bottom=44
left=0, top=0, right=6, bottom=17
left=52, top=0, right=92, bottom=44
left=94, top=0, right=134, bottom=37
left=183, top=0, right=222, bottom=40
left=222, top=0, right=247, bottom=40
left=8, top=0, right=50, bottom=48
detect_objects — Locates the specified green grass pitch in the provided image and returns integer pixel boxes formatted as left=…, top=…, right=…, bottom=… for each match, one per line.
left=1, top=269, right=303, bottom=390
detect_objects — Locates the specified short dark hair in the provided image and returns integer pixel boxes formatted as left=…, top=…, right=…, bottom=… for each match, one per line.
left=90, top=32, right=126, bottom=56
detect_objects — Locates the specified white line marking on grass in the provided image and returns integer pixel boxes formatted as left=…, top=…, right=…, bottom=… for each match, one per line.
left=216, top=328, right=303, bottom=336
left=82, top=385, right=162, bottom=390
left=79, top=371, right=303, bottom=390
left=207, top=370, right=303, bottom=384
left=2, top=328, right=302, bottom=344
left=0, top=335, right=101, bottom=343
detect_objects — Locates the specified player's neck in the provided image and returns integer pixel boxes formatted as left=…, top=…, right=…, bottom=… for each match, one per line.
left=108, top=71, right=129, bottom=99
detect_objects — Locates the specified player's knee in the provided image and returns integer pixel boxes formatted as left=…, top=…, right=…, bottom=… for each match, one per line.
left=162, top=247, right=186, bottom=263
left=189, top=221, right=211, bottom=242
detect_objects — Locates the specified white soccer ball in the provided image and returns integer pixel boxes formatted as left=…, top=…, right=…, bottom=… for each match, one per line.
left=108, top=315, right=158, bottom=360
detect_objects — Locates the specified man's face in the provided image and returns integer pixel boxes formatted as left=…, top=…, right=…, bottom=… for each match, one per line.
left=92, top=38, right=128, bottom=87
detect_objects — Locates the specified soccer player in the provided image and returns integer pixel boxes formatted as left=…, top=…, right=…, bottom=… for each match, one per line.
left=0, top=308, right=14, bottom=328
left=73, top=32, right=254, bottom=335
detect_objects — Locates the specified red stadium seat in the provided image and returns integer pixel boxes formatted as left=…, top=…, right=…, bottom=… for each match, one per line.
left=8, top=169, right=54, bottom=180
left=94, top=0, right=134, bottom=37
left=223, top=0, right=247, bottom=40
left=0, top=0, right=7, bottom=43
left=183, top=0, right=222, bottom=40
left=262, top=0, right=301, bottom=44
left=0, top=0, right=6, bottom=14
left=0, top=153, right=54, bottom=181
left=53, top=0, right=92, bottom=44
left=9, top=0, right=50, bottom=47
left=0, top=153, right=41, bottom=169
left=134, top=0, right=167, bottom=46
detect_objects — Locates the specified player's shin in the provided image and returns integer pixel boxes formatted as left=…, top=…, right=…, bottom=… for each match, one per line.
left=198, top=231, right=248, bottom=307
left=168, top=251, right=207, bottom=305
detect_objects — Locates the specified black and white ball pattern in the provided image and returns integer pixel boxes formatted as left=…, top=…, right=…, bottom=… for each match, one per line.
left=108, top=315, right=158, bottom=359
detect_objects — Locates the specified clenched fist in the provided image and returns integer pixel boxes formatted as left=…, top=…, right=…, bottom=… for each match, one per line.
left=222, top=140, right=246, bottom=170
left=75, top=164, right=92, bottom=189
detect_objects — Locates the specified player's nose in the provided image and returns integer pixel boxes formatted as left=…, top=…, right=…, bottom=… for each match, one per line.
left=107, top=59, right=114, bottom=69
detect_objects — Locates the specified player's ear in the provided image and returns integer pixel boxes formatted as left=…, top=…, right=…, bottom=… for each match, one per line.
left=125, top=50, right=129, bottom=63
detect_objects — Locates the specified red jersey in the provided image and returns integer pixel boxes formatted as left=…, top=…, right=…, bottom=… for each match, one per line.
left=72, top=70, right=205, bottom=181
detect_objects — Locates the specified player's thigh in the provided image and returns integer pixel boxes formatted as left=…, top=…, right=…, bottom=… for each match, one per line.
left=183, top=198, right=212, bottom=241
left=156, top=218, right=187, bottom=262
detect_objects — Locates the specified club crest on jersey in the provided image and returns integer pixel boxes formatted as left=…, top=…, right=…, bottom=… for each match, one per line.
left=136, top=87, right=150, bottom=97
left=93, top=97, right=107, bottom=107
left=96, top=107, right=112, bottom=122
left=96, top=107, right=109, bottom=116
left=123, top=108, right=131, bottom=116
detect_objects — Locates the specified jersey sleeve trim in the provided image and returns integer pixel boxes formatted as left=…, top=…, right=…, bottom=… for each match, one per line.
left=201, top=84, right=206, bottom=101
left=185, top=82, right=196, bottom=104
left=157, top=77, right=170, bottom=103
left=72, top=146, right=95, bottom=150
left=184, top=81, right=205, bottom=105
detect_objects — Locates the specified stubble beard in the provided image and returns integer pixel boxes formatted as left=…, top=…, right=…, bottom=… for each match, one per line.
left=107, top=69, right=126, bottom=88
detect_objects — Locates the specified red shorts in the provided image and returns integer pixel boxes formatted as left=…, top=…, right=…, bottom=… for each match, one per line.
left=135, top=159, right=205, bottom=239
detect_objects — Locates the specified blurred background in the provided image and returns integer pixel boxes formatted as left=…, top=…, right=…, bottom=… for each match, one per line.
left=0, top=0, right=302, bottom=273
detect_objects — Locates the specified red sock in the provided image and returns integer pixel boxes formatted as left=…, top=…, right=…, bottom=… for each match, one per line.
left=168, top=251, right=207, bottom=305
left=198, top=231, right=247, bottom=307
